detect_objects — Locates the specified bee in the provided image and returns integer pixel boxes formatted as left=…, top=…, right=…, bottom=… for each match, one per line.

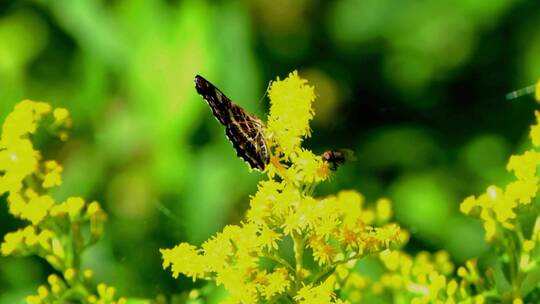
left=322, top=149, right=355, bottom=171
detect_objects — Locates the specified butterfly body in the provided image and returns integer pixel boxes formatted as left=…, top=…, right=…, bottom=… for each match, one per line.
left=195, top=75, right=269, bottom=171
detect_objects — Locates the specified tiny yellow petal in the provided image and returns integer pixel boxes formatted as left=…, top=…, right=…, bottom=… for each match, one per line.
left=64, top=268, right=76, bottom=281
left=53, top=108, right=69, bottom=123
left=376, top=198, right=392, bottom=222
left=83, top=269, right=94, bottom=280
left=447, top=279, right=458, bottom=295
left=523, top=240, right=534, bottom=252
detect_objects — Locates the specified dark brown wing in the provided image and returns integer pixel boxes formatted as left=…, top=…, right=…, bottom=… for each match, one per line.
left=194, top=75, right=270, bottom=171
left=195, top=75, right=232, bottom=125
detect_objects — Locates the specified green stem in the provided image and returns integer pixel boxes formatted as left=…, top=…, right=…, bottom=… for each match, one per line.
left=292, top=232, right=304, bottom=289
left=266, top=254, right=295, bottom=273
left=312, top=253, right=360, bottom=284
left=502, top=229, right=519, bottom=292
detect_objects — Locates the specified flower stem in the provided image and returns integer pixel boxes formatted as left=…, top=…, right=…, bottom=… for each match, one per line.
left=292, top=232, right=304, bottom=289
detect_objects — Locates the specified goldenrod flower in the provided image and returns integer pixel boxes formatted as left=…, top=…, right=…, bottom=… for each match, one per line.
left=1, top=100, right=124, bottom=303
left=0, top=138, right=39, bottom=194
left=507, top=151, right=540, bottom=180
left=42, top=160, right=63, bottom=188
left=1, top=100, right=51, bottom=144
left=162, top=72, right=403, bottom=303
left=530, top=111, right=540, bottom=146
left=53, top=108, right=70, bottom=125
left=160, top=243, right=204, bottom=280
left=376, top=198, right=392, bottom=223
left=267, top=70, right=315, bottom=157
left=294, top=279, right=343, bottom=304
left=261, top=268, right=291, bottom=299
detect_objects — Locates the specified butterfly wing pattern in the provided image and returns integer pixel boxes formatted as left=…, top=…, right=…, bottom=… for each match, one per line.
left=195, top=75, right=270, bottom=171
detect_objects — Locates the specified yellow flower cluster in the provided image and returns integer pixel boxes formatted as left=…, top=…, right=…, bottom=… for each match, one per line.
left=161, top=72, right=405, bottom=303
left=267, top=71, right=316, bottom=157
left=25, top=272, right=126, bottom=304
left=339, top=250, right=498, bottom=304
left=329, top=104, right=540, bottom=303
left=0, top=100, right=122, bottom=304
left=460, top=110, right=540, bottom=241
left=448, top=106, right=540, bottom=302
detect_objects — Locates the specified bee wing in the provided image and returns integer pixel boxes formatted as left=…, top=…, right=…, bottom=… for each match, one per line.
left=337, top=149, right=356, bottom=161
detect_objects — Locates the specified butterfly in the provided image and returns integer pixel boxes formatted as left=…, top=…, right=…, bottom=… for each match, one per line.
left=322, top=149, right=355, bottom=171
left=194, top=75, right=270, bottom=171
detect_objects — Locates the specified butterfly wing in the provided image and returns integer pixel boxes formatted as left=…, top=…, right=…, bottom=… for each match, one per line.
left=225, top=106, right=269, bottom=171
left=195, top=75, right=232, bottom=125
left=195, top=75, right=270, bottom=171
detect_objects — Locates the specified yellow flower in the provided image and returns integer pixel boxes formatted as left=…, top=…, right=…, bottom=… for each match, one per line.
left=42, top=160, right=63, bottom=188
left=37, top=285, right=49, bottom=298
left=379, top=250, right=401, bottom=271
left=215, top=267, right=251, bottom=301
left=459, top=195, right=477, bottom=215
left=96, top=283, right=116, bottom=300
left=1, top=100, right=51, bottom=145
left=7, top=193, right=55, bottom=225
left=258, top=225, right=282, bottom=250
left=0, top=100, right=72, bottom=196
left=446, top=279, right=458, bottom=296
left=267, top=70, right=316, bottom=156
left=483, top=217, right=497, bottom=241
left=475, top=295, right=486, bottom=304
left=26, top=295, right=42, bottom=304
left=247, top=180, right=282, bottom=224
left=523, top=239, right=534, bottom=252
left=506, top=151, right=540, bottom=180
left=530, top=111, right=540, bottom=147
left=201, top=232, right=233, bottom=273
left=86, top=201, right=103, bottom=216
left=274, top=184, right=301, bottom=219
left=161, top=72, right=403, bottom=303
left=282, top=211, right=303, bottom=235
left=376, top=198, right=392, bottom=223
left=290, top=149, right=328, bottom=183
left=504, top=179, right=538, bottom=204
left=50, top=197, right=87, bottom=219
left=1, top=228, right=25, bottom=256
left=0, top=139, right=40, bottom=194
left=160, top=243, right=205, bottom=280
left=83, top=269, right=94, bottom=280
left=262, top=268, right=291, bottom=299
left=295, top=279, right=337, bottom=304
left=53, top=108, right=70, bottom=126
left=313, top=212, right=340, bottom=240
left=337, top=190, right=365, bottom=227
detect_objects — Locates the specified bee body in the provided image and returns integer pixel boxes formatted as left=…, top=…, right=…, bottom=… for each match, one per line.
left=322, top=149, right=355, bottom=171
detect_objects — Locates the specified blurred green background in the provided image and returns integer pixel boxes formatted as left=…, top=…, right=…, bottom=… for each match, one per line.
left=1, top=0, right=540, bottom=302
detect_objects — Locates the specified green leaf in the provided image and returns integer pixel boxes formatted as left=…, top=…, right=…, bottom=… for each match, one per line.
left=520, top=267, right=540, bottom=297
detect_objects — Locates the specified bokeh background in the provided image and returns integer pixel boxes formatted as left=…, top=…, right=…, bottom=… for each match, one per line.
left=1, top=0, right=540, bottom=302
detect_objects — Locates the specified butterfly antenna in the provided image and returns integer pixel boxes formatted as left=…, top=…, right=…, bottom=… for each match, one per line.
left=506, top=84, right=537, bottom=100
left=258, top=80, right=273, bottom=104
